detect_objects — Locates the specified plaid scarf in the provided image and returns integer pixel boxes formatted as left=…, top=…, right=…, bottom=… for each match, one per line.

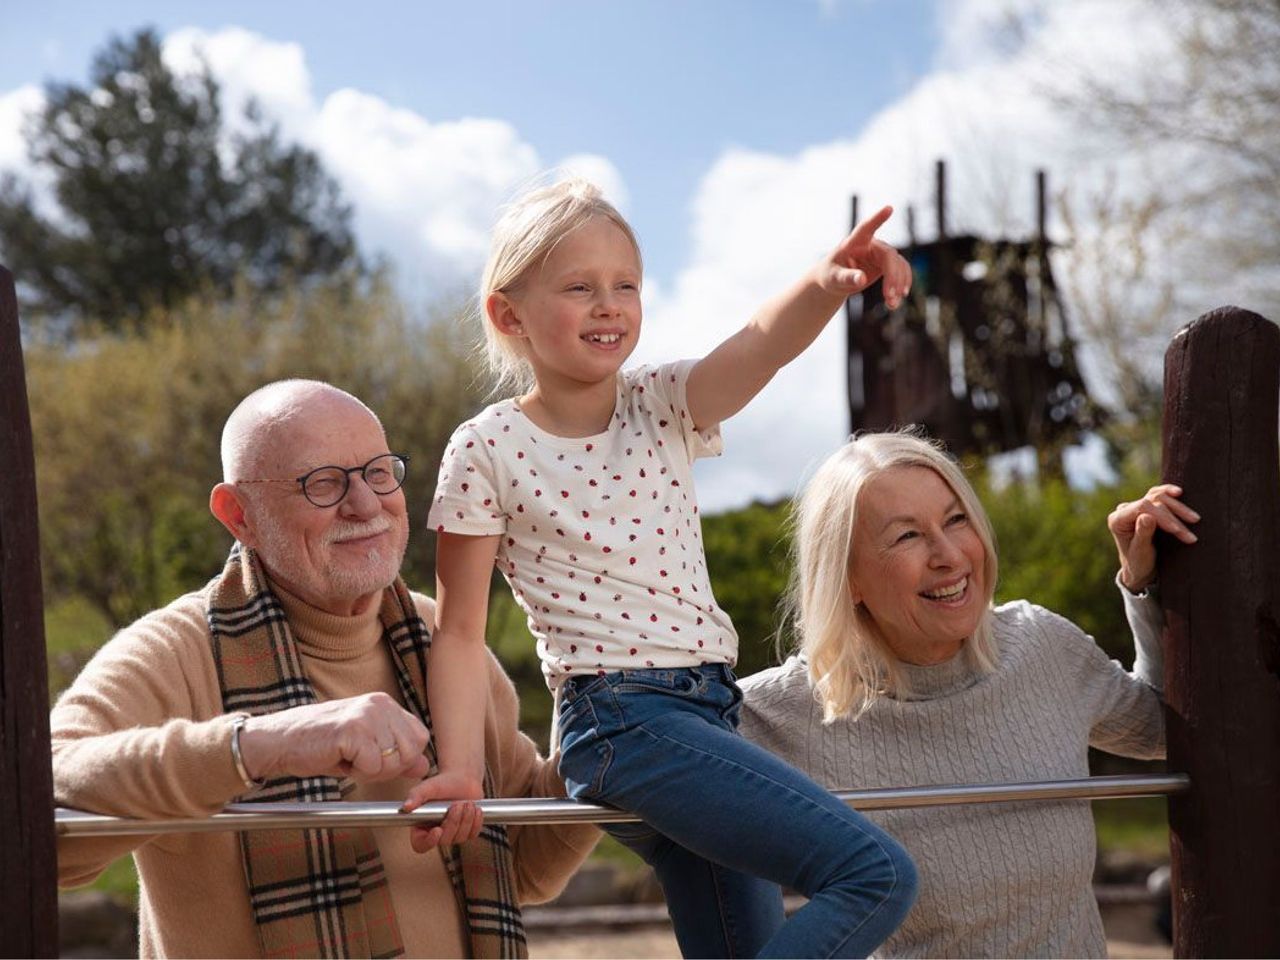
left=207, top=546, right=527, bottom=959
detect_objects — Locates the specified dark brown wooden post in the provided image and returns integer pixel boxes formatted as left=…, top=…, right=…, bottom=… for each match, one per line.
left=846, top=194, right=862, bottom=436
left=0, top=265, right=59, bottom=957
left=1159, top=305, right=1280, bottom=958
left=934, top=159, right=947, bottom=240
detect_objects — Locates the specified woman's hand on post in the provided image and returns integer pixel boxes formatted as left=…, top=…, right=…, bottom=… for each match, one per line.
left=1107, top=484, right=1200, bottom=593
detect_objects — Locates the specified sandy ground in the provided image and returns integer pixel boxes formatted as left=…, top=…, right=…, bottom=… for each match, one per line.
left=529, top=928, right=1172, bottom=959
left=527, top=906, right=1175, bottom=960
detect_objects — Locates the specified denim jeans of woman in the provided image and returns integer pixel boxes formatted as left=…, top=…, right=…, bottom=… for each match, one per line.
left=556, top=665, right=917, bottom=958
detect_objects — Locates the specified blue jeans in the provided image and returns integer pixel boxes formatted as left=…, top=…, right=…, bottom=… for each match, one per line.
left=557, top=665, right=917, bottom=958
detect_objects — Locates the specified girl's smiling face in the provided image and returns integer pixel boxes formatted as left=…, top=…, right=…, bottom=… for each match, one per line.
left=847, top=465, right=988, bottom=664
left=492, top=215, right=642, bottom=389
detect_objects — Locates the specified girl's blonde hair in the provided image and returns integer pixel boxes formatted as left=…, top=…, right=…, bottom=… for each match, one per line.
left=477, top=176, right=642, bottom=394
left=788, top=428, right=1000, bottom=722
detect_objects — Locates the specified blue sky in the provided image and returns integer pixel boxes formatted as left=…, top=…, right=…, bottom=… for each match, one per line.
left=1, top=1, right=1189, bottom=509
left=1, top=0, right=939, bottom=286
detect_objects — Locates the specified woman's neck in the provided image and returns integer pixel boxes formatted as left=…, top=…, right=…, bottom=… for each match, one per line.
left=887, top=634, right=965, bottom=666
left=519, top=375, right=617, bottom=437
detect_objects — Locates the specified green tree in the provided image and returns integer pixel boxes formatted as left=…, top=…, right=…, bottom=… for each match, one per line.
left=979, top=471, right=1155, bottom=661
left=0, top=29, right=358, bottom=329
left=701, top=499, right=794, bottom=675
left=27, top=279, right=482, bottom=638
left=1069, top=0, right=1280, bottom=294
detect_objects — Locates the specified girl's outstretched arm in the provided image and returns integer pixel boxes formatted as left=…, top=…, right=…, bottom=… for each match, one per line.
left=686, top=205, right=911, bottom=430
left=400, top=531, right=500, bottom=844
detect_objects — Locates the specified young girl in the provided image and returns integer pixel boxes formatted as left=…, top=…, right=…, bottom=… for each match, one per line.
left=404, top=178, right=918, bottom=958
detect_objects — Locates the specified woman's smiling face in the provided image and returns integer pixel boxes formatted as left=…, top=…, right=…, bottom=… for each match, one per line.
left=847, top=465, right=988, bottom=664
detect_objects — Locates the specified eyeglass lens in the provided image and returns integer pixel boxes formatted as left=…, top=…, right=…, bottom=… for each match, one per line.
left=303, top=455, right=407, bottom=506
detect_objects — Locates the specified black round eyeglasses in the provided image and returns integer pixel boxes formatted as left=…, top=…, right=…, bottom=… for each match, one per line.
left=239, top=453, right=409, bottom=508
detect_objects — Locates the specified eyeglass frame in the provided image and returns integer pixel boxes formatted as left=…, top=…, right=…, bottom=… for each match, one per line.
left=237, top=453, right=411, bottom=508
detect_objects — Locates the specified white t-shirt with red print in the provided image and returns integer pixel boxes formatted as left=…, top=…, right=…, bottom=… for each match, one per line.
left=428, top=359, right=738, bottom=692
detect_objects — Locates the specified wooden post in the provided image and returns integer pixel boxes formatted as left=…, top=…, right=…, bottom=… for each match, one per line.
left=0, top=265, right=59, bottom=957
left=1159, top=305, right=1280, bottom=958
left=935, top=159, right=947, bottom=240
left=846, top=194, right=862, bottom=436
left=1035, top=169, right=1047, bottom=247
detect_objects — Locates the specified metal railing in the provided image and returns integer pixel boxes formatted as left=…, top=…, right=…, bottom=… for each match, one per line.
left=55, top=773, right=1188, bottom=837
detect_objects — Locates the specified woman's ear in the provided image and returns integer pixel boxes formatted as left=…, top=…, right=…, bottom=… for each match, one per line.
left=487, top=292, right=525, bottom=337
left=847, top=570, right=864, bottom=607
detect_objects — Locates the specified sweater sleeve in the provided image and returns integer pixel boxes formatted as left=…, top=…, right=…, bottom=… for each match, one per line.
left=481, top=650, right=599, bottom=904
left=1118, top=573, right=1165, bottom=693
left=51, top=593, right=253, bottom=886
left=1052, top=589, right=1165, bottom=760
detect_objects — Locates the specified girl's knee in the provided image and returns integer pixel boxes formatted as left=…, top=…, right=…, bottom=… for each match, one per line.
left=831, top=831, right=918, bottom=912
left=881, top=840, right=918, bottom=917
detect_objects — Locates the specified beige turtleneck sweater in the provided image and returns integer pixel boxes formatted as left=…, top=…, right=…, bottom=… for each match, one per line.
left=52, top=579, right=598, bottom=959
left=739, top=591, right=1165, bottom=959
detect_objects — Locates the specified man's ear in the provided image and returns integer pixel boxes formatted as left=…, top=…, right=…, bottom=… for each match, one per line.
left=487, top=291, right=525, bottom=338
left=210, top=483, right=258, bottom=547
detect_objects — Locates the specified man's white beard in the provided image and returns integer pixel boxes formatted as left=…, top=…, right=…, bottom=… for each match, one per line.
left=252, top=511, right=408, bottom=604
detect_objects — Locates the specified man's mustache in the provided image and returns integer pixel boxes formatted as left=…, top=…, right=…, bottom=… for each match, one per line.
left=324, top=518, right=393, bottom=545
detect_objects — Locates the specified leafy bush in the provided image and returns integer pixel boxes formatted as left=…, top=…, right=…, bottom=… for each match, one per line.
left=28, top=278, right=484, bottom=679
left=979, top=470, right=1156, bottom=661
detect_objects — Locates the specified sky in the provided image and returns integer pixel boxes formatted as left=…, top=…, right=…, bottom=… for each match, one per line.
left=0, top=0, right=1197, bottom=511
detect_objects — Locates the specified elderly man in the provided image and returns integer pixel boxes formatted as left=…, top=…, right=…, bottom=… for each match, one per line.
left=52, top=379, right=597, bottom=959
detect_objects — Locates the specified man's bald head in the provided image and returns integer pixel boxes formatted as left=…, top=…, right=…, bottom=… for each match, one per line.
left=221, top=380, right=385, bottom=482
left=212, top=379, right=408, bottom=616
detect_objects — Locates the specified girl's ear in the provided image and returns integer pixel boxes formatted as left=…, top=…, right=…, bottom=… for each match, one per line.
left=487, top=292, right=525, bottom=337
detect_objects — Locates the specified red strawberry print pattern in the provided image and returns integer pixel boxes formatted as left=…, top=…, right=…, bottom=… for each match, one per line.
left=427, top=360, right=737, bottom=692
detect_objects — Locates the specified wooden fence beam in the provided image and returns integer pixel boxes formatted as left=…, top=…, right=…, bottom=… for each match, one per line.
left=0, top=265, right=58, bottom=957
left=1160, top=305, right=1280, bottom=957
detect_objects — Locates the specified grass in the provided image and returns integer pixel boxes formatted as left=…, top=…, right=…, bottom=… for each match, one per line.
left=1093, top=796, right=1171, bottom=860
left=44, top=594, right=114, bottom=697
left=589, top=832, right=646, bottom=867
left=91, top=857, right=140, bottom=903
left=45, top=595, right=135, bottom=902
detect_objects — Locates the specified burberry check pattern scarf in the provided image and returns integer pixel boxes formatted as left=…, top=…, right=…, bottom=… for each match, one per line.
left=207, top=546, right=528, bottom=959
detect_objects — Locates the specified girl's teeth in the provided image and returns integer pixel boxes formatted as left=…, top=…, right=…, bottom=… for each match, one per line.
left=587, top=333, right=621, bottom=343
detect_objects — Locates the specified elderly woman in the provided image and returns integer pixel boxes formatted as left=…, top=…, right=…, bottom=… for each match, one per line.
left=739, top=431, right=1197, bottom=958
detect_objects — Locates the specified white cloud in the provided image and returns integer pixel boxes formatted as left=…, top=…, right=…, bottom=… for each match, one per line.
left=668, top=0, right=1225, bottom=510
left=157, top=27, right=587, bottom=298
left=3, top=26, right=626, bottom=306
left=0, top=85, right=43, bottom=176
left=313, top=87, right=541, bottom=287
left=0, top=84, right=68, bottom=225
left=162, top=27, right=314, bottom=142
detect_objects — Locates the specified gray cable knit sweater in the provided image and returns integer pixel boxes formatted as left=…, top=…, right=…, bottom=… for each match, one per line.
left=739, top=589, right=1165, bottom=959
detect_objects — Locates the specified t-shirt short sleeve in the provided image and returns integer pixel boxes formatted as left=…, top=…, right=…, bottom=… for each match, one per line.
left=427, top=424, right=508, bottom=536
left=642, top=358, right=723, bottom=464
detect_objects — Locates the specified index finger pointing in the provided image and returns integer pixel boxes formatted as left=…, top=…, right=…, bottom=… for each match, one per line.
left=847, top=205, right=894, bottom=248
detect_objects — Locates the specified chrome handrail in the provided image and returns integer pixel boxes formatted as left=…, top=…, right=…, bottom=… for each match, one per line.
left=55, top=773, right=1189, bottom=836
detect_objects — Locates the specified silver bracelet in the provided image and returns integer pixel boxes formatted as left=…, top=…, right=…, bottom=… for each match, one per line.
left=230, top=714, right=266, bottom=791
